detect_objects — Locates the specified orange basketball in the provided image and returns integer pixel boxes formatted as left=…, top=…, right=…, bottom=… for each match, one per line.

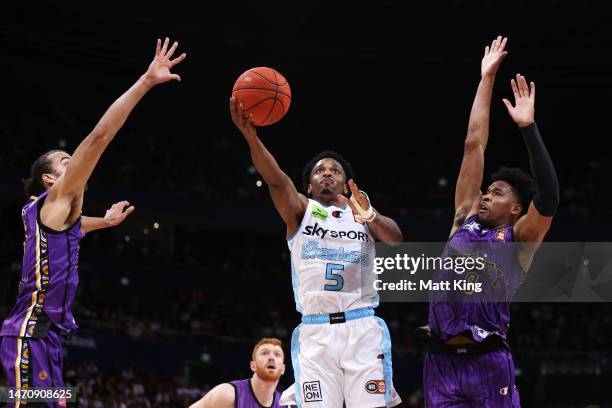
left=232, top=67, right=291, bottom=126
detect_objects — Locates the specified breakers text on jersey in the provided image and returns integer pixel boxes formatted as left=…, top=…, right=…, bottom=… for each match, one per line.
left=301, top=241, right=370, bottom=266
left=303, top=222, right=370, bottom=242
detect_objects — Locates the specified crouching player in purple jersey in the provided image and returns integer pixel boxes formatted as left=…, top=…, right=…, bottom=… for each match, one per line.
left=230, top=97, right=403, bottom=407
left=190, top=338, right=287, bottom=408
left=0, top=37, right=187, bottom=407
left=423, top=36, right=559, bottom=407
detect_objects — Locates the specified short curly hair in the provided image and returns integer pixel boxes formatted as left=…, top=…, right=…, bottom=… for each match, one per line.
left=490, top=166, right=536, bottom=215
left=301, top=150, right=354, bottom=196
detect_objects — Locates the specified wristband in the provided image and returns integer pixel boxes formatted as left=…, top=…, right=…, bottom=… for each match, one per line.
left=350, top=190, right=377, bottom=223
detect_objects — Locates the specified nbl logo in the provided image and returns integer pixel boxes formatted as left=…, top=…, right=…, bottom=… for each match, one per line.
left=365, top=380, right=386, bottom=394
left=303, top=381, right=323, bottom=402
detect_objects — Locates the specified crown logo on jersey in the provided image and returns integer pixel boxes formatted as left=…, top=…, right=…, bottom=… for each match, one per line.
left=496, top=231, right=506, bottom=241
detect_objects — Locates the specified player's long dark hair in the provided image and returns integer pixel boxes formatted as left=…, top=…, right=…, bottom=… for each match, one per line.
left=302, top=150, right=355, bottom=197
left=23, top=150, right=62, bottom=198
left=491, top=166, right=536, bottom=215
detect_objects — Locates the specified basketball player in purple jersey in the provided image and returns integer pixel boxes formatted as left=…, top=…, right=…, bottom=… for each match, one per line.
left=0, top=37, right=186, bottom=406
left=423, top=36, right=559, bottom=407
left=190, top=338, right=287, bottom=408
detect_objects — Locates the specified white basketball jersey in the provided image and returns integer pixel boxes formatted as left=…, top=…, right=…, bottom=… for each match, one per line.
left=288, top=199, right=378, bottom=315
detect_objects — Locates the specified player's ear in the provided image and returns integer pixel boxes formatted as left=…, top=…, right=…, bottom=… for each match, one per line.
left=250, top=360, right=256, bottom=373
left=42, top=173, right=56, bottom=187
left=511, top=202, right=522, bottom=216
left=307, top=184, right=312, bottom=196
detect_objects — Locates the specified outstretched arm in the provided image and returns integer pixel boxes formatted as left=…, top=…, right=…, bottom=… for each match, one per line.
left=338, top=180, right=403, bottom=243
left=505, top=75, right=559, bottom=269
left=230, top=97, right=308, bottom=237
left=451, top=36, right=508, bottom=237
left=42, top=38, right=186, bottom=231
left=81, top=201, right=135, bottom=234
left=189, top=383, right=235, bottom=408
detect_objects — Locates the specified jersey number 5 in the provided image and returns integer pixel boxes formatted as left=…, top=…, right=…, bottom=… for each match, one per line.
left=324, top=263, right=344, bottom=291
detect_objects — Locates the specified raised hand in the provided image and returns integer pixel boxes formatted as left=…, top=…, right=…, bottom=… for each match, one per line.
left=103, top=201, right=135, bottom=227
left=143, top=37, right=187, bottom=86
left=502, top=74, right=535, bottom=127
left=481, top=36, right=508, bottom=78
left=337, top=179, right=372, bottom=223
left=229, top=96, right=258, bottom=141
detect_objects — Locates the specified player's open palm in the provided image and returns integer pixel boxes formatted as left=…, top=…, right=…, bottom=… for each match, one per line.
left=144, top=37, right=187, bottom=85
left=481, top=36, right=508, bottom=77
left=104, top=201, right=135, bottom=227
left=503, top=74, right=535, bottom=127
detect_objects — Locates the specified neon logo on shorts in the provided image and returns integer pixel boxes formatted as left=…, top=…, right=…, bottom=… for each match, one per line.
left=302, top=381, right=323, bottom=402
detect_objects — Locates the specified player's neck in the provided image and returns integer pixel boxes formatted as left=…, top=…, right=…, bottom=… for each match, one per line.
left=493, top=219, right=517, bottom=230
left=313, top=195, right=343, bottom=208
left=251, top=375, right=278, bottom=405
left=479, top=217, right=511, bottom=230
left=488, top=222, right=509, bottom=230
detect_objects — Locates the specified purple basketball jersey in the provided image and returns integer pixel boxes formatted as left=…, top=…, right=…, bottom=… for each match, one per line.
left=0, top=192, right=84, bottom=338
left=230, top=379, right=285, bottom=408
left=429, top=215, right=526, bottom=342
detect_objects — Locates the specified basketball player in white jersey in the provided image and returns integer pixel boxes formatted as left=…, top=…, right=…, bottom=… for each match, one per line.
left=230, top=97, right=403, bottom=407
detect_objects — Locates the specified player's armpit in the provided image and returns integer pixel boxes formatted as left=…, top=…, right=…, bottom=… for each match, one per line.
left=189, top=383, right=235, bottom=408
left=450, top=195, right=481, bottom=237
left=514, top=202, right=554, bottom=244
left=40, top=192, right=80, bottom=232
left=513, top=202, right=554, bottom=271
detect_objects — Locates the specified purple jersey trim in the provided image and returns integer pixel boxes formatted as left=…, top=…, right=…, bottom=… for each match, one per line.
left=0, top=192, right=84, bottom=338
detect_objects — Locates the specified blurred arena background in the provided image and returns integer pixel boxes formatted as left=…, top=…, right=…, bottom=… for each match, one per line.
left=1, top=1, right=612, bottom=406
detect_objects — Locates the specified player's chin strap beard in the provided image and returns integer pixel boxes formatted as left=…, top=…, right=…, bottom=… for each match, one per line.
left=350, top=190, right=377, bottom=223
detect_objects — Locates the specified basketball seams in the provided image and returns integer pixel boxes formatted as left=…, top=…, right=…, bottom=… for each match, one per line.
left=232, top=87, right=291, bottom=99
left=243, top=97, right=277, bottom=113
left=249, top=68, right=288, bottom=87
left=277, top=97, right=286, bottom=115
left=259, top=70, right=279, bottom=125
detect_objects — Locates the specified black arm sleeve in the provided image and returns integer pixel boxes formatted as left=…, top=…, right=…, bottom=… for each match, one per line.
left=520, top=122, right=559, bottom=216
